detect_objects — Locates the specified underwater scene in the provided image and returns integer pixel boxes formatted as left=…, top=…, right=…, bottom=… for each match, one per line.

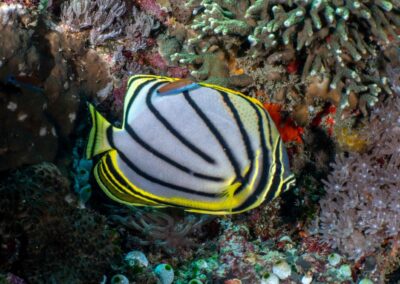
left=0, top=0, right=400, bottom=283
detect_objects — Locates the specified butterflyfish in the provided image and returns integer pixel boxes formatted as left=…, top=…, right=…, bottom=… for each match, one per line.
left=86, top=75, right=295, bottom=215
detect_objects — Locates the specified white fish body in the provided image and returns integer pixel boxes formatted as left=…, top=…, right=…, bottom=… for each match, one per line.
left=86, top=75, right=295, bottom=214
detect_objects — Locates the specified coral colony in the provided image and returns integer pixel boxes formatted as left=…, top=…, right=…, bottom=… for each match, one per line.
left=0, top=0, right=399, bottom=283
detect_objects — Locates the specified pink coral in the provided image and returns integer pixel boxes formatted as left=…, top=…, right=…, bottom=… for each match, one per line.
left=144, top=52, right=189, bottom=78
left=6, top=274, right=26, bottom=284
left=167, top=66, right=190, bottom=78
left=112, top=78, right=128, bottom=112
left=135, top=0, right=167, bottom=23
left=146, top=52, right=168, bottom=70
left=216, top=220, right=259, bottom=281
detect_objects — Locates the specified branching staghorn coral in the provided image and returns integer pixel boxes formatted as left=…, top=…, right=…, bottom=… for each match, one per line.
left=167, top=0, right=399, bottom=114
left=311, top=94, right=400, bottom=274
left=189, top=0, right=252, bottom=46
left=167, top=0, right=255, bottom=87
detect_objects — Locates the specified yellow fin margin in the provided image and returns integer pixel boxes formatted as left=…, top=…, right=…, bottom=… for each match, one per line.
left=94, top=151, right=164, bottom=207
left=122, top=75, right=176, bottom=128
left=85, top=103, right=113, bottom=159
left=199, top=82, right=264, bottom=107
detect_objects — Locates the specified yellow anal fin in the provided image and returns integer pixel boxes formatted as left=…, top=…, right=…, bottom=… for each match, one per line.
left=95, top=152, right=162, bottom=207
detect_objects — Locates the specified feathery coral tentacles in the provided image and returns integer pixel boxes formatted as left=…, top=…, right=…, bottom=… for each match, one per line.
left=312, top=93, right=400, bottom=280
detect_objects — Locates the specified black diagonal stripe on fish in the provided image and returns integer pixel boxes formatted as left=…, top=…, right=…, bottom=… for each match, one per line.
left=86, top=74, right=295, bottom=215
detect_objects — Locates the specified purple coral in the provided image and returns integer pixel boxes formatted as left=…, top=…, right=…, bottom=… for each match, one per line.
left=134, top=0, right=167, bottom=23
left=61, top=0, right=127, bottom=45
left=6, top=274, right=26, bottom=284
left=60, top=0, right=161, bottom=48
left=125, top=6, right=160, bottom=52
left=312, top=94, right=400, bottom=260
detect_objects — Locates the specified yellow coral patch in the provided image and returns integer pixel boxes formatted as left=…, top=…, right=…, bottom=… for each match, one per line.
left=335, top=127, right=367, bottom=152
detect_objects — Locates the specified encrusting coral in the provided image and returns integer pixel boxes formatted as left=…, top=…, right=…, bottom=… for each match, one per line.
left=0, top=2, right=113, bottom=171
left=311, top=93, right=400, bottom=281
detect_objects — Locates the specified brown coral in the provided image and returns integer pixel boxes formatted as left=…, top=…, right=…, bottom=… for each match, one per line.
left=0, top=3, right=112, bottom=171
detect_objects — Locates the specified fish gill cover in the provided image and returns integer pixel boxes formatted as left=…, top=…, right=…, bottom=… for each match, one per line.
left=0, top=0, right=399, bottom=283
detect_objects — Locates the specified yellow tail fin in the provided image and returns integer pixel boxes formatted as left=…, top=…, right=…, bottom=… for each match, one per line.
left=86, top=103, right=113, bottom=159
